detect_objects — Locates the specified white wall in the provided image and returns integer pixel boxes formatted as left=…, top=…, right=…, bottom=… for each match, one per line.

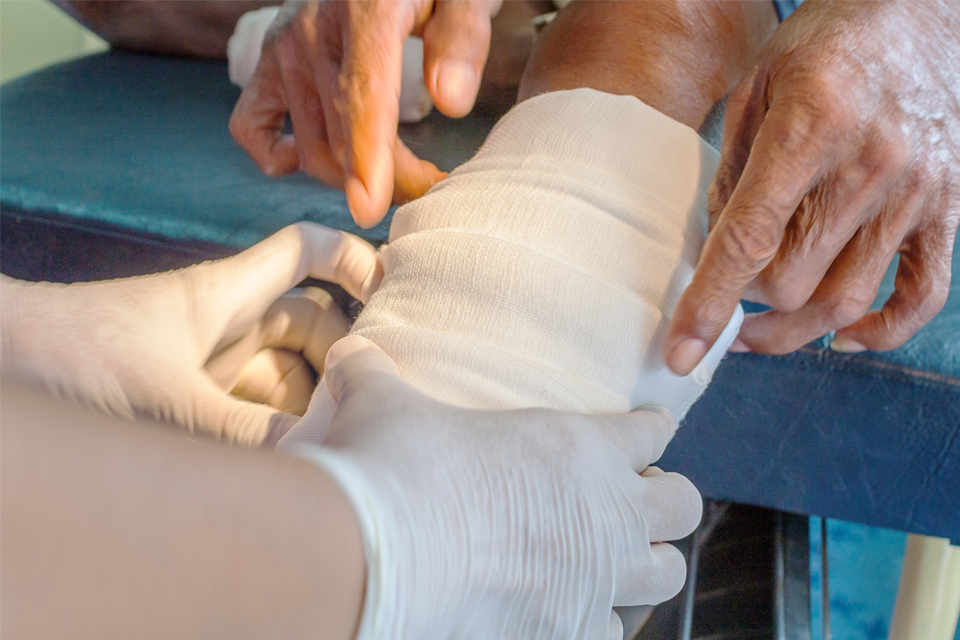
left=1, top=0, right=108, bottom=83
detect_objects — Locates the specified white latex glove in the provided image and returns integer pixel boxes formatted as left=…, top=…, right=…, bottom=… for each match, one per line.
left=1, top=223, right=382, bottom=447
left=289, top=335, right=703, bottom=640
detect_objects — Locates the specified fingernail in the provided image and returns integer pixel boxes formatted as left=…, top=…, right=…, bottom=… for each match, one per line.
left=830, top=336, right=867, bottom=353
left=436, top=59, right=476, bottom=110
left=670, top=338, right=708, bottom=376
left=728, top=337, right=751, bottom=353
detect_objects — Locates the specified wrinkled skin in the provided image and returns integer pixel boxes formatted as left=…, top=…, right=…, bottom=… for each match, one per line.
left=230, top=0, right=502, bottom=228
left=667, top=0, right=960, bottom=373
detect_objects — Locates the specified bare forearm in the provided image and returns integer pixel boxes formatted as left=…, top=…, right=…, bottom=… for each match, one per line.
left=0, top=380, right=363, bottom=639
left=54, top=1, right=281, bottom=59
left=519, top=0, right=778, bottom=129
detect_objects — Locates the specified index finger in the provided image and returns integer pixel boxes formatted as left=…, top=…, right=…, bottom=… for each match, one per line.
left=337, top=3, right=420, bottom=227
left=229, top=54, right=300, bottom=178
left=665, top=101, right=827, bottom=375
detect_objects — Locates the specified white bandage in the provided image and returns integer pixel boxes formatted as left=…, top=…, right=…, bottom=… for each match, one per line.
left=279, top=88, right=742, bottom=448
left=228, top=8, right=433, bottom=123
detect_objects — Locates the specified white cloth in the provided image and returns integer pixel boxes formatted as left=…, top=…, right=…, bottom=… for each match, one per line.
left=280, top=88, right=742, bottom=449
left=227, top=7, right=433, bottom=123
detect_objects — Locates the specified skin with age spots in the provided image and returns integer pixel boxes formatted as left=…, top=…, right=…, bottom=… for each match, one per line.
left=666, top=0, right=960, bottom=373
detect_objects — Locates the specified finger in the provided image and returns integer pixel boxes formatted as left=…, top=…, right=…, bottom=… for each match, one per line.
left=422, top=0, right=499, bottom=117
left=391, top=137, right=448, bottom=204
left=230, top=348, right=316, bottom=416
left=736, top=214, right=906, bottom=354
left=589, top=406, right=677, bottom=472
left=204, top=288, right=348, bottom=388
left=614, top=543, right=687, bottom=607
left=192, top=223, right=381, bottom=353
left=229, top=53, right=300, bottom=177
left=324, top=335, right=402, bottom=404
left=633, top=468, right=703, bottom=543
left=708, top=66, right=767, bottom=228
left=261, top=288, right=351, bottom=373
left=746, top=167, right=891, bottom=312
left=279, top=52, right=345, bottom=188
left=833, top=221, right=955, bottom=352
left=187, top=375, right=300, bottom=447
left=666, top=97, right=831, bottom=375
left=338, top=5, right=411, bottom=227
left=607, top=610, right=624, bottom=640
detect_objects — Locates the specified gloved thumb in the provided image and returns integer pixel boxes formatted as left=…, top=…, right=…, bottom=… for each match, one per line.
left=324, top=335, right=402, bottom=404
left=187, top=376, right=300, bottom=447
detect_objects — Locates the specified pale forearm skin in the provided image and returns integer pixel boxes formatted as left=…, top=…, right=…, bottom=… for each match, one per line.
left=0, top=380, right=364, bottom=640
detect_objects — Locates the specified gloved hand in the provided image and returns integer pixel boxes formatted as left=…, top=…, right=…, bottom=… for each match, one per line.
left=1, top=223, right=382, bottom=447
left=289, top=335, right=703, bottom=640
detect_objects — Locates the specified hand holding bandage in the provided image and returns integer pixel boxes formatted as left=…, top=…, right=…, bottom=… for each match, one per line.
left=280, top=89, right=743, bottom=448
left=290, top=335, right=702, bottom=640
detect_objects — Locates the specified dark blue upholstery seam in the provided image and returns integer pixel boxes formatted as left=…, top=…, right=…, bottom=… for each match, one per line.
left=0, top=205, right=237, bottom=257
left=793, top=345, right=960, bottom=389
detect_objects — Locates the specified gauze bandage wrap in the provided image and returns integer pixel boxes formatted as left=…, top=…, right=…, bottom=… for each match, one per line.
left=280, top=88, right=742, bottom=448
left=227, top=7, right=433, bottom=123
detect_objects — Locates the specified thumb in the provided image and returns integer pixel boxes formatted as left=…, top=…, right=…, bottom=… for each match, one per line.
left=187, top=375, right=300, bottom=447
left=422, top=0, right=500, bottom=117
left=324, top=335, right=402, bottom=405
left=189, top=223, right=381, bottom=355
left=665, top=97, right=821, bottom=375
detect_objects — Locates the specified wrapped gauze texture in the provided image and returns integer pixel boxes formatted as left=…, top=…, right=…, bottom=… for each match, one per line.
left=279, top=88, right=742, bottom=448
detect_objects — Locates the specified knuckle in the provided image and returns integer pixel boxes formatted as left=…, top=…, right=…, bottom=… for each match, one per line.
left=860, top=130, right=910, bottom=182
left=826, top=292, right=872, bottom=327
left=903, top=163, right=938, bottom=196
left=716, top=210, right=784, bottom=271
left=911, top=276, right=950, bottom=322
left=761, top=278, right=812, bottom=313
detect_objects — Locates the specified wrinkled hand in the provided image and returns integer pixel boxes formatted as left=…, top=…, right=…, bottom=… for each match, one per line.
left=292, top=336, right=701, bottom=639
left=1, top=223, right=382, bottom=447
left=230, top=0, right=501, bottom=228
left=667, top=0, right=960, bottom=374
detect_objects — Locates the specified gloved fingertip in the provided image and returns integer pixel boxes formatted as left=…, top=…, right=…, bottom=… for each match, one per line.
left=324, top=336, right=401, bottom=403
left=360, top=259, right=385, bottom=305
left=324, top=335, right=382, bottom=374
left=261, top=412, right=302, bottom=449
left=633, top=405, right=677, bottom=439
left=608, top=609, right=624, bottom=640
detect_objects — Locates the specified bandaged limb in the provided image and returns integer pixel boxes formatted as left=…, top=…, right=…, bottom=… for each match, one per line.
left=279, top=87, right=744, bottom=448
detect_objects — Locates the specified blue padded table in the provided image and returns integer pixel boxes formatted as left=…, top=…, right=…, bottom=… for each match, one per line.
left=2, top=51, right=958, bottom=541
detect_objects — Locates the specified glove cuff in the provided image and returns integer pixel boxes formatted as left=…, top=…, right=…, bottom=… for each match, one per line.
left=287, top=445, right=397, bottom=640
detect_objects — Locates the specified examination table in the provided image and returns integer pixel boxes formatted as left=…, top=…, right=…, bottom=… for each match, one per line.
left=2, top=51, right=957, bottom=640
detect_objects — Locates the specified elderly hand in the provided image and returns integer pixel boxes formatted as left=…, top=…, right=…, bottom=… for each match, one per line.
left=666, top=0, right=960, bottom=374
left=229, top=0, right=502, bottom=228
left=288, top=335, right=701, bottom=640
left=1, top=223, right=382, bottom=447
